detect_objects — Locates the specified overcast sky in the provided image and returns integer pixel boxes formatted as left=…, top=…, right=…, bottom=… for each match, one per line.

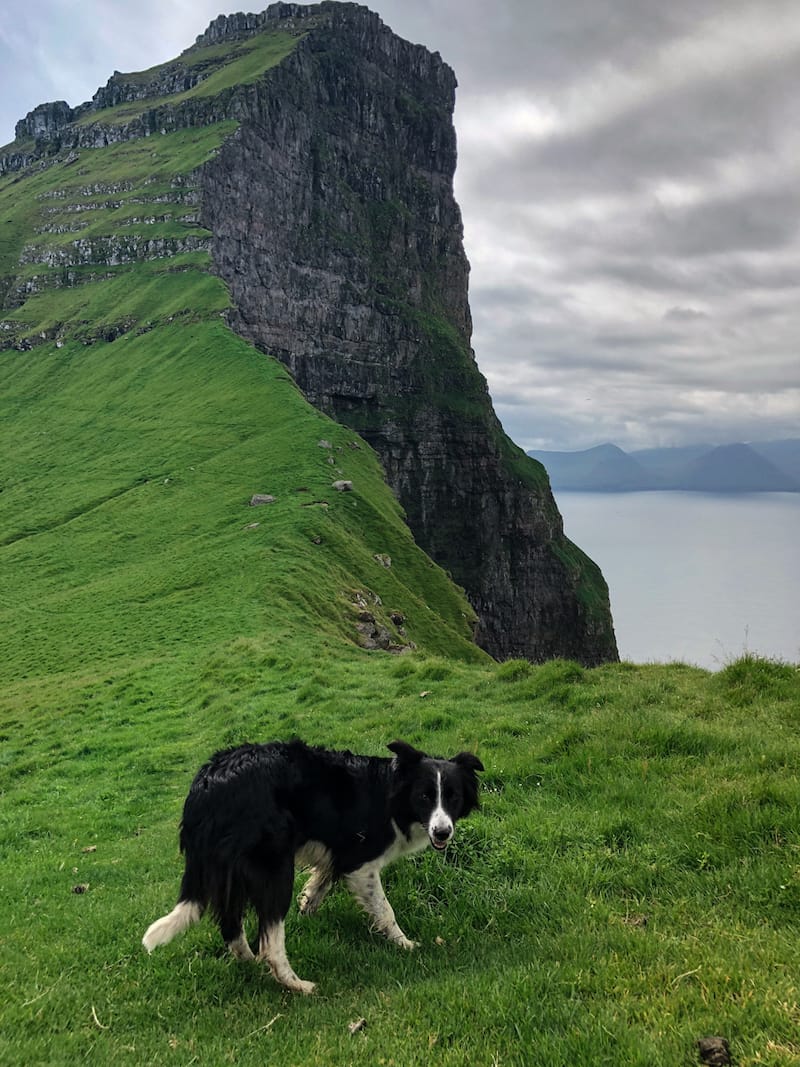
left=2, top=1, right=799, bottom=451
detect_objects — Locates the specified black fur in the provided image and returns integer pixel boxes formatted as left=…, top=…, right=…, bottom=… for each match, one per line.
left=144, top=738, right=484, bottom=990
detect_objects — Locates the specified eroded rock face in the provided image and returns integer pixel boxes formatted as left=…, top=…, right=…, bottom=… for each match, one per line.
left=14, top=101, right=74, bottom=142
left=0, top=4, right=319, bottom=169
left=199, top=3, right=618, bottom=665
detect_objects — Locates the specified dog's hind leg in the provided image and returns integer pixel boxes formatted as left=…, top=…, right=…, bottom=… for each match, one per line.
left=212, top=868, right=254, bottom=961
left=227, top=928, right=255, bottom=961
left=345, top=864, right=418, bottom=950
left=258, top=920, right=315, bottom=995
left=255, top=856, right=316, bottom=994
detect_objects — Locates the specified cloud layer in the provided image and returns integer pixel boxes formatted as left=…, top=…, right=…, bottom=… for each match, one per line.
left=2, top=0, right=798, bottom=449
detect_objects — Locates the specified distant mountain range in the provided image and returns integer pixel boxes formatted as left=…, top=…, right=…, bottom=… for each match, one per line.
left=527, top=439, right=800, bottom=492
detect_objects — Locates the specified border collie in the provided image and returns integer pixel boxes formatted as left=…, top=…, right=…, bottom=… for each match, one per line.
left=142, top=738, right=484, bottom=994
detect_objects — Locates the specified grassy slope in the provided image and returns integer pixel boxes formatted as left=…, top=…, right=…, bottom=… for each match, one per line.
left=73, top=30, right=302, bottom=128
left=1, top=34, right=799, bottom=1067
left=1, top=651, right=799, bottom=1067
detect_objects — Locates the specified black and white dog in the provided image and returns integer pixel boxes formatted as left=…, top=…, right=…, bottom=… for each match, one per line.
left=142, top=738, right=484, bottom=994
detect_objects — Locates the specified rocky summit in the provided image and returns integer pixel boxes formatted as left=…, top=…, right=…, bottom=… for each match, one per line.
left=2, top=1, right=618, bottom=665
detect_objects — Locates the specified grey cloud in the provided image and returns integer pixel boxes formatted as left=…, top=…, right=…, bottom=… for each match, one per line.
left=590, top=330, right=684, bottom=350
left=1, top=0, right=798, bottom=450
left=710, top=257, right=800, bottom=293
left=474, top=288, right=797, bottom=396
left=497, top=386, right=800, bottom=453
left=381, top=0, right=760, bottom=95
left=460, top=45, right=800, bottom=206
left=647, top=185, right=800, bottom=259
left=560, top=248, right=800, bottom=302
left=664, top=307, right=709, bottom=322
left=470, top=283, right=559, bottom=311
left=463, top=176, right=800, bottom=300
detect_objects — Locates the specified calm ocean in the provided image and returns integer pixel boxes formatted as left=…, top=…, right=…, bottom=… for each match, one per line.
left=556, top=491, right=800, bottom=670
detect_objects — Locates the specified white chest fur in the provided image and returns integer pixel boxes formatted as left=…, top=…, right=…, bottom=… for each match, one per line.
left=382, top=819, right=430, bottom=865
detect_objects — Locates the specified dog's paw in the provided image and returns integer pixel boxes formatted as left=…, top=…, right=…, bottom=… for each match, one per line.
left=297, top=890, right=322, bottom=917
left=294, top=979, right=317, bottom=995
left=395, top=935, right=419, bottom=951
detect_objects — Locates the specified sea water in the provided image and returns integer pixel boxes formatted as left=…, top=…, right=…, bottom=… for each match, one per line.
left=556, top=491, right=800, bottom=670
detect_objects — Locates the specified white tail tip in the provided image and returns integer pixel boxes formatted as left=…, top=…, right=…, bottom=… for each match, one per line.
left=142, top=901, right=201, bottom=952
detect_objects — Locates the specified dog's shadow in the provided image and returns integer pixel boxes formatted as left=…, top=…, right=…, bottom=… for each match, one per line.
left=210, top=857, right=488, bottom=996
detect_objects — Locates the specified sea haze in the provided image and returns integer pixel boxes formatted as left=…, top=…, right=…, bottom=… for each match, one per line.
left=557, top=491, right=800, bottom=670
left=529, top=439, right=800, bottom=492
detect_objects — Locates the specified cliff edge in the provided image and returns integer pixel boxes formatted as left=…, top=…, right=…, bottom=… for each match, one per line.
left=198, top=2, right=617, bottom=664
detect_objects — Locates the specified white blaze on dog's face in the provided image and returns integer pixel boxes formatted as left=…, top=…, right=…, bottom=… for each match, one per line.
left=428, top=769, right=453, bottom=849
left=410, top=762, right=463, bottom=850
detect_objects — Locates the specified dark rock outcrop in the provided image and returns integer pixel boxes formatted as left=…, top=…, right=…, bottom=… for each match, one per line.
left=197, top=3, right=617, bottom=664
left=15, top=100, right=74, bottom=142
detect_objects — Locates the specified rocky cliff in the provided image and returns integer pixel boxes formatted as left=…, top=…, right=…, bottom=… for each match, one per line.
left=2, top=1, right=618, bottom=665
left=197, top=2, right=617, bottom=664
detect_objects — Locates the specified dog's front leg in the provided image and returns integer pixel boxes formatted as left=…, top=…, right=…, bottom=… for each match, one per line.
left=345, top=866, right=418, bottom=950
left=297, top=867, right=333, bottom=916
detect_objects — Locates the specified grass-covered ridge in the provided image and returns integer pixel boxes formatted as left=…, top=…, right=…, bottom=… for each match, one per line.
left=0, top=75, right=477, bottom=670
left=0, top=124, right=235, bottom=323
left=74, top=28, right=302, bottom=128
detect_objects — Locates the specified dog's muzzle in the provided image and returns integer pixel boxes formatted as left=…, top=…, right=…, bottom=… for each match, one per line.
left=430, top=825, right=453, bottom=851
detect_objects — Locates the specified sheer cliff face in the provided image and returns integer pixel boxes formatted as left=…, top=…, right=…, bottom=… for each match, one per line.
left=200, top=2, right=618, bottom=665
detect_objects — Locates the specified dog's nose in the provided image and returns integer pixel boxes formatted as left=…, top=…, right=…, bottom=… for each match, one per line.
left=433, top=827, right=451, bottom=843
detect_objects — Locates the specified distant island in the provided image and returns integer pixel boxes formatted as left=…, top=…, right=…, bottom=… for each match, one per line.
left=527, top=439, right=800, bottom=492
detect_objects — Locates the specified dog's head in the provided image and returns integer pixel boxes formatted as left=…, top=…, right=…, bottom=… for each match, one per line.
left=388, top=739, right=484, bottom=850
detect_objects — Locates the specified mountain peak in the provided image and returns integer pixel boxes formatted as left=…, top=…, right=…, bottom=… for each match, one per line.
left=684, top=442, right=798, bottom=492
left=191, top=2, right=335, bottom=49
left=529, top=440, right=800, bottom=492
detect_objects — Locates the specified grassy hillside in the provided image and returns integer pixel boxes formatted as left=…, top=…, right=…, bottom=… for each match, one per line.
left=2, top=35, right=799, bottom=1067
left=1, top=646, right=799, bottom=1066
left=0, top=106, right=480, bottom=673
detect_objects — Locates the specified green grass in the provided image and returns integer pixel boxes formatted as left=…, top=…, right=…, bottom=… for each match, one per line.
left=1, top=648, right=799, bottom=1066
left=4, top=263, right=224, bottom=341
left=0, top=322, right=479, bottom=677
left=0, top=124, right=235, bottom=290
left=1, top=37, right=799, bottom=1067
left=74, top=29, right=301, bottom=127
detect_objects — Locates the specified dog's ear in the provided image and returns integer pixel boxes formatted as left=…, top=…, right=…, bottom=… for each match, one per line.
left=451, top=750, right=483, bottom=816
left=451, top=751, right=484, bottom=773
left=388, top=740, right=426, bottom=765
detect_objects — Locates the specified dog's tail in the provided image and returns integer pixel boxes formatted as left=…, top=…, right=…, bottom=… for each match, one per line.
left=142, top=900, right=202, bottom=953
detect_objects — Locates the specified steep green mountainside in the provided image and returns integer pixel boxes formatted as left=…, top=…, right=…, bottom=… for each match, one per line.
left=0, top=117, right=481, bottom=678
